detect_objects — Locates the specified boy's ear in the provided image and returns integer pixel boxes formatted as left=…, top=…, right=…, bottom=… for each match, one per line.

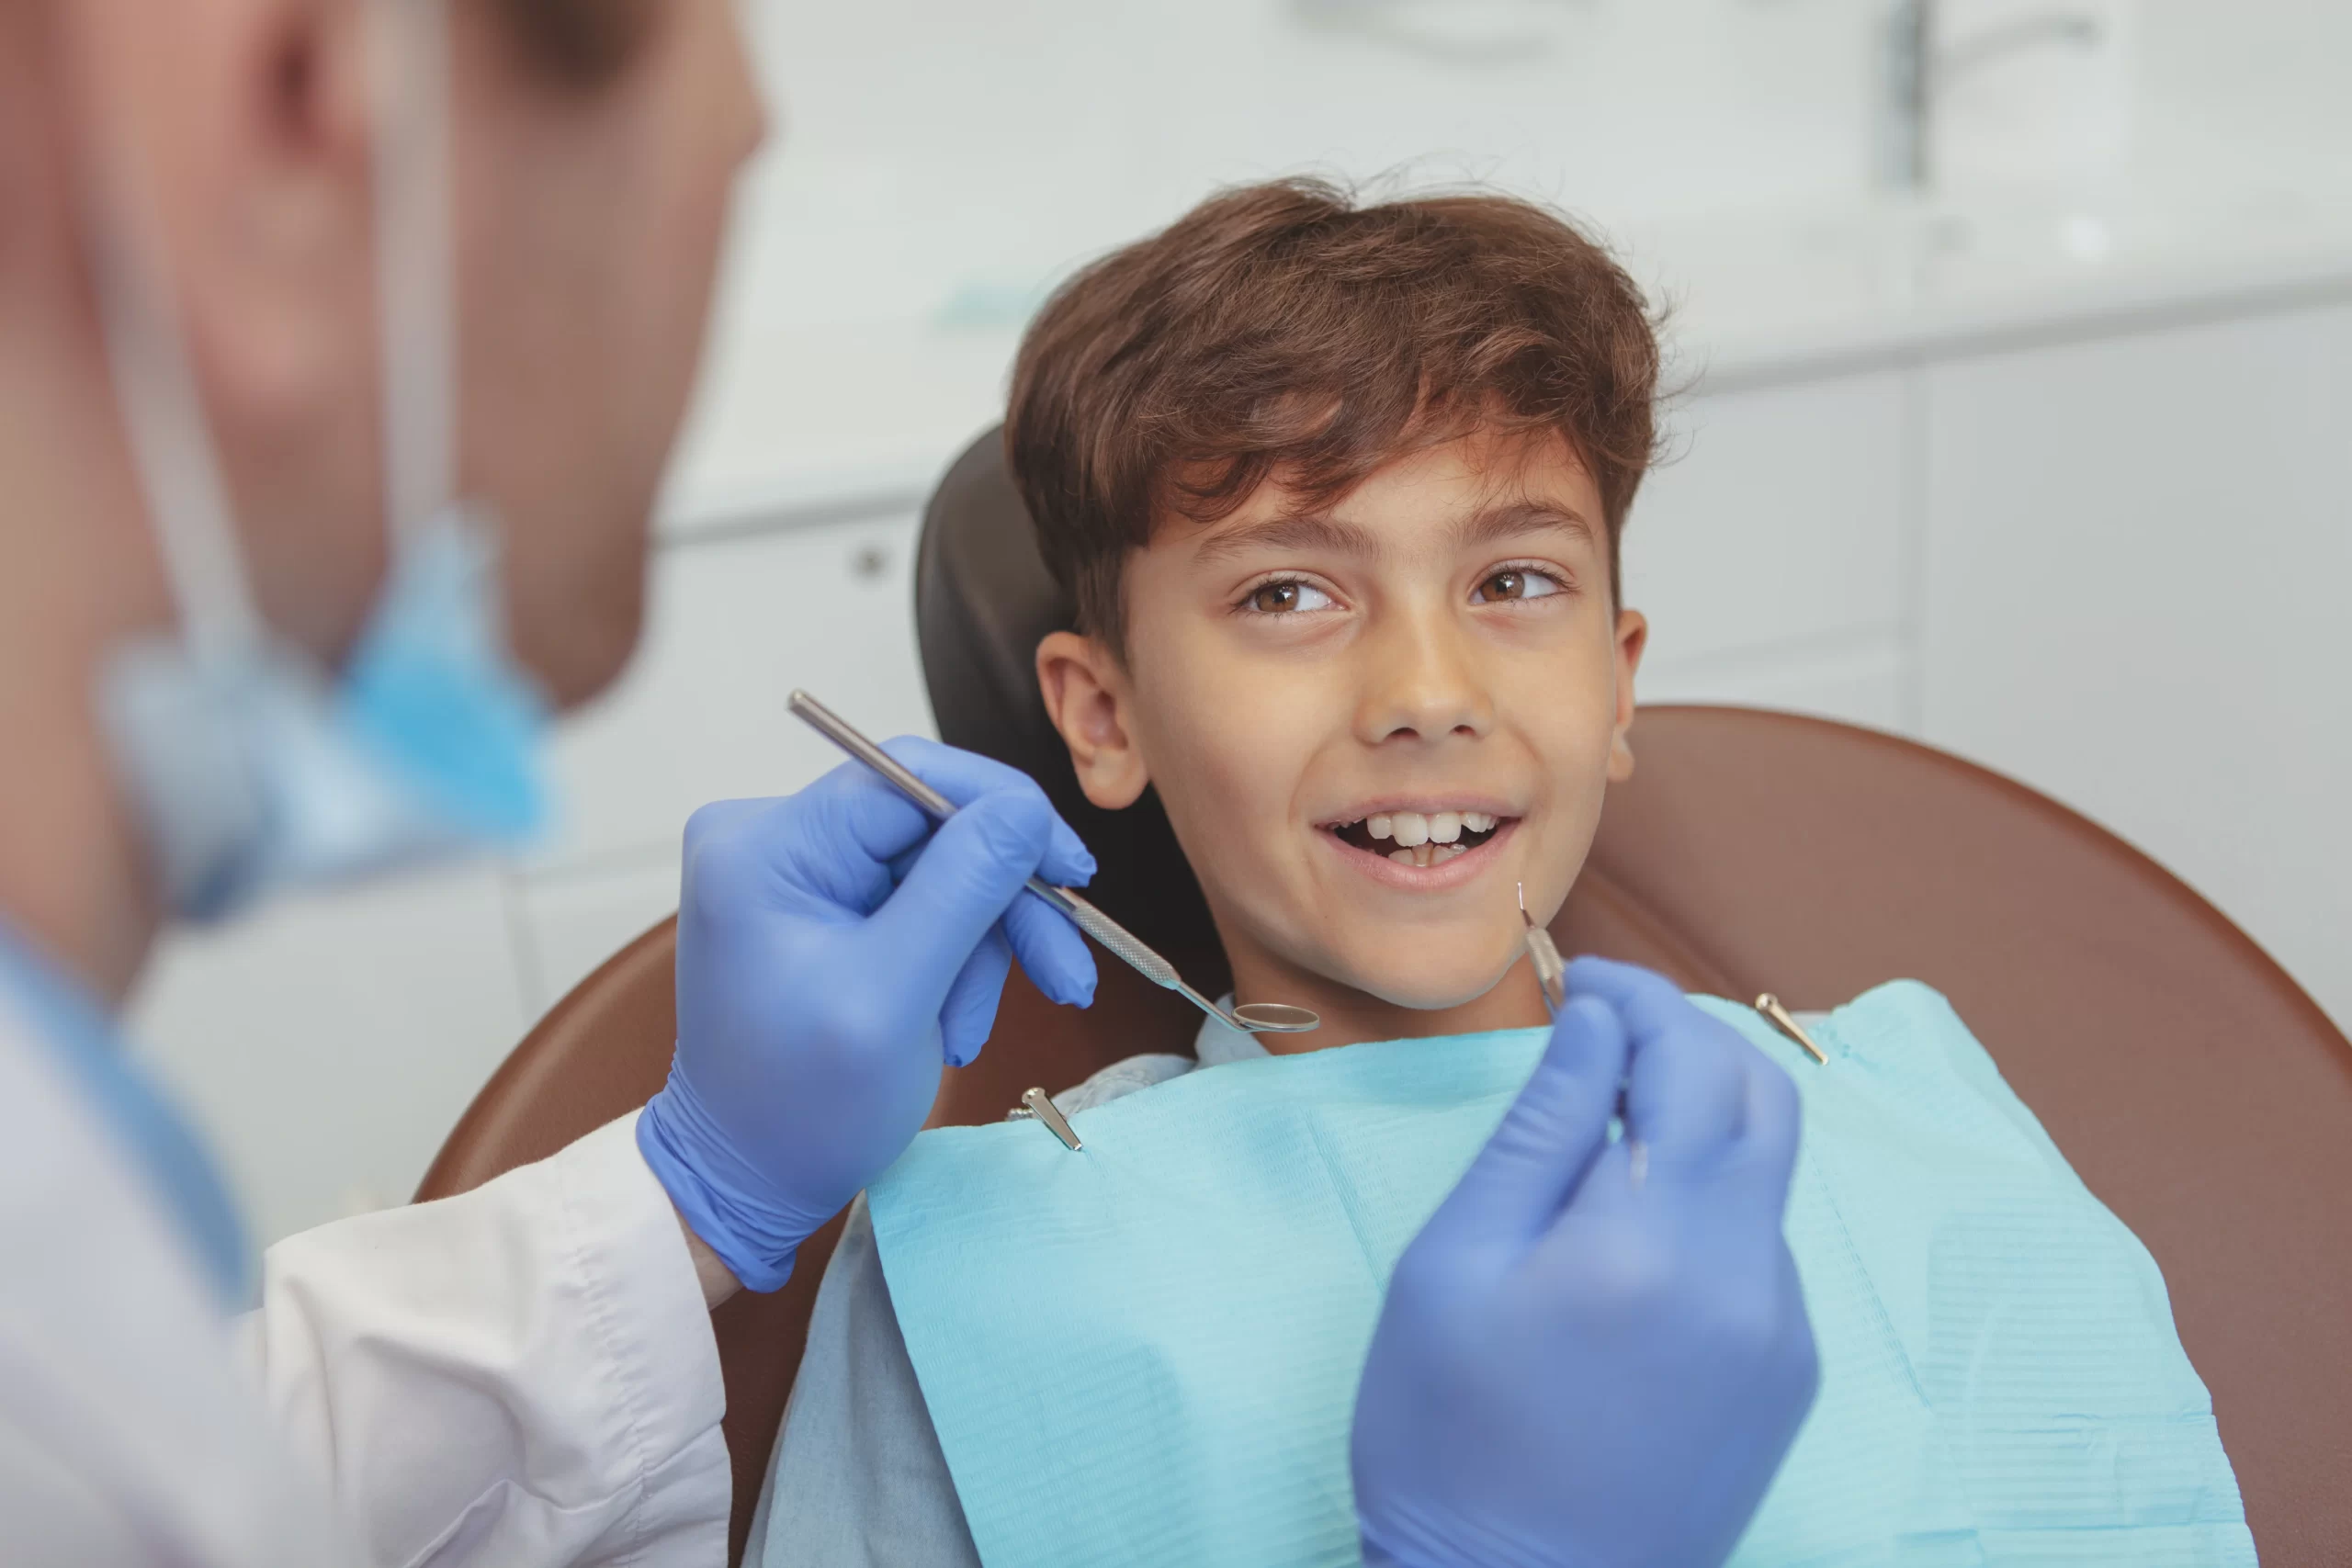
left=1035, top=630, right=1151, bottom=810
left=1607, top=607, right=1647, bottom=784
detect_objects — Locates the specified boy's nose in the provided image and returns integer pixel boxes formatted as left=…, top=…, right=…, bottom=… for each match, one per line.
left=1352, top=610, right=1496, bottom=747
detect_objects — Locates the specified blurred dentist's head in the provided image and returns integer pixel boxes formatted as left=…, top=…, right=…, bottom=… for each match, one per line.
left=0, top=0, right=762, bottom=989
left=44, top=0, right=764, bottom=708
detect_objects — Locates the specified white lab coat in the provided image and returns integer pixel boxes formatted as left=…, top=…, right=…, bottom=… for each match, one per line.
left=0, top=988, right=733, bottom=1567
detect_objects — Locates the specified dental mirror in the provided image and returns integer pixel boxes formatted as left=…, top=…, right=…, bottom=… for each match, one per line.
left=1225, top=1002, right=1322, bottom=1033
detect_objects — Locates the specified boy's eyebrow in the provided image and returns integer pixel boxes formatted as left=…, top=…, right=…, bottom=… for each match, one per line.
left=1191, top=513, right=1384, bottom=566
left=1453, top=499, right=1598, bottom=551
left=1189, top=500, right=1595, bottom=568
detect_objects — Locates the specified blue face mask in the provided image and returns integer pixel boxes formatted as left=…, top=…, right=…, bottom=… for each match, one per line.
left=97, top=509, right=548, bottom=922
left=89, top=0, right=549, bottom=922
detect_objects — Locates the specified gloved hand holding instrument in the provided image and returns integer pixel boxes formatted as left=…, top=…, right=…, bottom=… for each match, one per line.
left=1352, top=956, right=1821, bottom=1568
left=636, top=735, right=1100, bottom=1292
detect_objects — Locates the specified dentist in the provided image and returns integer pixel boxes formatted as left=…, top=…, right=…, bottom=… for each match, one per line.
left=0, top=1, right=1815, bottom=1564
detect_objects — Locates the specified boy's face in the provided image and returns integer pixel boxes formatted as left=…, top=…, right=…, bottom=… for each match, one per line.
left=1038, top=428, right=1645, bottom=1046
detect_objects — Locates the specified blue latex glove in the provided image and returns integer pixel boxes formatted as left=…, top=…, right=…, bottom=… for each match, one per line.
left=1352, top=956, right=1819, bottom=1568
left=637, top=738, right=1098, bottom=1292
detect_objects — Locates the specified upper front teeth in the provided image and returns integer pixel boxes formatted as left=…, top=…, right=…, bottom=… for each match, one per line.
left=1366, top=808, right=1498, bottom=844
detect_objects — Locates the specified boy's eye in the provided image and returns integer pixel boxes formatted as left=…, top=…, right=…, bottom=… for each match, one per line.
left=1244, top=579, right=1334, bottom=615
left=1474, top=567, right=1564, bottom=604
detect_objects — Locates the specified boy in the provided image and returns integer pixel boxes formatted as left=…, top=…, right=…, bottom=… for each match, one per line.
left=755, top=175, right=1665, bottom=1562
left=752, top=177, right=2245, bottom=1567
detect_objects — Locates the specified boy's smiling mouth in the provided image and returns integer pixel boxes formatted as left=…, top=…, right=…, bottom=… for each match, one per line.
left=1323, top=806, right=1518, bottom=874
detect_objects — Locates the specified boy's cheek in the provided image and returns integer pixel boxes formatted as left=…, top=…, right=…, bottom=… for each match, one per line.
left=1135, top=671, right=1339, bottom=892
left=1136, top=633, right=1348, bottom=803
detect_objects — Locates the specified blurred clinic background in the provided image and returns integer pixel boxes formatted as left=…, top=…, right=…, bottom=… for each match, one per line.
left=132, top=0, right=2352, bottom=1245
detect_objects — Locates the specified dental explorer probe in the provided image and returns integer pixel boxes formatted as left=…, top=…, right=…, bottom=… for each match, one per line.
left=1519, top=881, right=1567, bottom=1013
left=1521, top=881, right=1643, bottom=1185
left=787, top=691, right=1321, bottom=1038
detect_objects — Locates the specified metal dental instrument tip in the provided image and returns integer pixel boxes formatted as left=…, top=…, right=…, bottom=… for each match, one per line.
left=1525, top=883, right=1641, bottom=1185
left=1754, top=993, right=1829, bottom=1065
left=1017, top=1087, right=1084, bottom=1151
left=1520, top=882, right=1566, bottom=1014
left=787, top=691, right=1320, bottom=1037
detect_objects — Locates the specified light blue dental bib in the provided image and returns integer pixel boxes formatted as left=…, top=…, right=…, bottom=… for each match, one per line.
left=866, top=982, right=2252, bottom=1567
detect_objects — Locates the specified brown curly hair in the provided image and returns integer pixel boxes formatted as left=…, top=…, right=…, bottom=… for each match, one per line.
left=1006, top=176, right=1664, bottom=651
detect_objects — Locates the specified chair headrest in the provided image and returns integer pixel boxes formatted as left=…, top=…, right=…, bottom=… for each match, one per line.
left=915, top=426, right=1228, bottom=989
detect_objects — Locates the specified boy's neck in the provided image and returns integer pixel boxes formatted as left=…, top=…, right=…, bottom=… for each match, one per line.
left=1227, top=944, right=1553, bottom=1055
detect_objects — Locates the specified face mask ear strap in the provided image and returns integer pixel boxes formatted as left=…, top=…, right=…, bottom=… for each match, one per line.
left=84, top=0, right=458, bottom=671
left=84, top=119, right=266, bottom=673
left=368, top=0, right=458, bottom=554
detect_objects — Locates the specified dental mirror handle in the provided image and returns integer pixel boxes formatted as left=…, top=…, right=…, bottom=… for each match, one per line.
left=786, top=690, right=1283, bottom=1032
left=786, top=690, right=1114, bottom=930
left=789, top=689, right=960, bottom=819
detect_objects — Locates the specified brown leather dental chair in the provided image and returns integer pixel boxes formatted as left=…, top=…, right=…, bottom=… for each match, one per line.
left=420, top=426, right=2352, bottom=1566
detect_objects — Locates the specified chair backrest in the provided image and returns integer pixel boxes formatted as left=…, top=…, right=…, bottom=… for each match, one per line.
left=421, top=429, right=2352, bottom=1566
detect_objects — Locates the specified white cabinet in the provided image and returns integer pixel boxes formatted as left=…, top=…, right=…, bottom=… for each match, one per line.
left=534, top=509, right=936, bottom=874
left=1626, top=369, right=1914, bottom=731
left=1920, top=301, right=2352, bottom=1031
left=1638, top=634, right=1913, bottom=734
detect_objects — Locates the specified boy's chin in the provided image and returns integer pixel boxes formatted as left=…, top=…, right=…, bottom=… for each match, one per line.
left=1322, top=947, right=1524, bottom=1015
